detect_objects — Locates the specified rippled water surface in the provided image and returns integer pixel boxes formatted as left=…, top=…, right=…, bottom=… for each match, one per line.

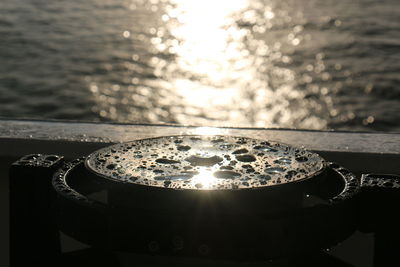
left=1, top=0, right=399, bottom=131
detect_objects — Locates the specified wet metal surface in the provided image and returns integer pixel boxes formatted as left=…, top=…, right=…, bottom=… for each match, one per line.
left=86, top=135, right=324, bottom=190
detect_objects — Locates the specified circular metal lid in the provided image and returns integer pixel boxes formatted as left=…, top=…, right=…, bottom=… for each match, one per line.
left=85, top=135, right=325, bottom=190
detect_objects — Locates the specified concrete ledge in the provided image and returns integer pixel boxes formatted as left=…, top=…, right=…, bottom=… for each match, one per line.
left=0, top=119, right=399, bottom=174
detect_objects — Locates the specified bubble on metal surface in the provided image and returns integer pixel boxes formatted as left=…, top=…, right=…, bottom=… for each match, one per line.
left=85, top=136, right=325, bottom=190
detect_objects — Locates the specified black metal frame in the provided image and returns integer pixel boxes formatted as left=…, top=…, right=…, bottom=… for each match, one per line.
left=9, top=154, right=400, bottom=266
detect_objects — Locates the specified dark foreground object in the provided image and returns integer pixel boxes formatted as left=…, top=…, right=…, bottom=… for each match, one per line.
left=8, top=135, right=400, bottom=266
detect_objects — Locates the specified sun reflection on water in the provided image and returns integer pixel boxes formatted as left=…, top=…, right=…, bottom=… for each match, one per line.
left=166, top=0, right=249, bottom=82
left=88, top=0, right=336, bottom=129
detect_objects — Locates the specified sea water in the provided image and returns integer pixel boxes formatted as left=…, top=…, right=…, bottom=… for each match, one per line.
left=0, top=0, right=399, bottom=132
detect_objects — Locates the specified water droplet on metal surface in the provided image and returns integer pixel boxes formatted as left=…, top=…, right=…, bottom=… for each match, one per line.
left=236, top=155, right=256, bottom=162
left=185, top=155, right=223, bottom=166
left=232, top=148, right=249, bottom=154
left=177, top=145, right=191, bottom=151
left=265, top=167, right=285, bottom=174
left=154, top=175, right=193, bottom=181
left=213, top=171, right=241, bottom=179
left=106, top=164, right=117, bottom=170
left=295, top=156, right=308, bottom=162
left=254, top=145, right=277, bottom=152
left=274, top=157, right=292, bottom=164
left=155, top=158, right=180, bottom=164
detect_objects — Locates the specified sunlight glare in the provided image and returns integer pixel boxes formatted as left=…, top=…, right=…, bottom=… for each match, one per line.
left=167, top=0, right=249, bottom=82
left=192, top=168, right=216, bottom=189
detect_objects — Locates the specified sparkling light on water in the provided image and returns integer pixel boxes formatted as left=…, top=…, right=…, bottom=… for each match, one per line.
left=81, top=0, right=390, bottom=130
left=2, top=0, right=399, bottom=131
